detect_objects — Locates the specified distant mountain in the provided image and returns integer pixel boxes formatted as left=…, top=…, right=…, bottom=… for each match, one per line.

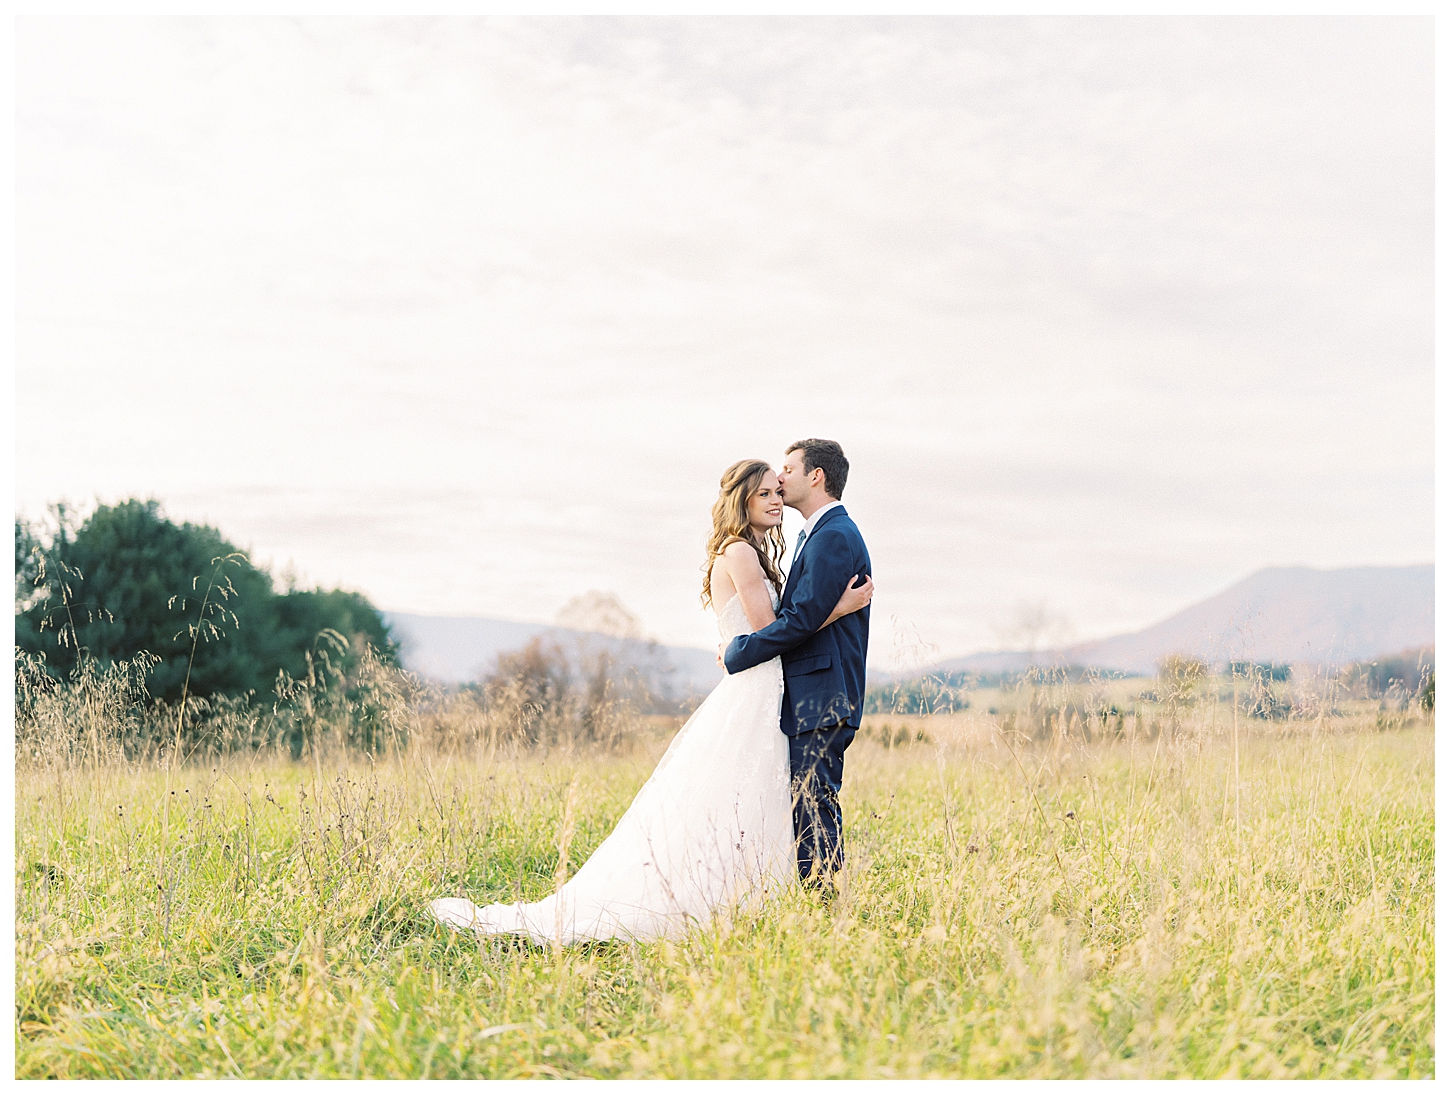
left=382, top=612, right=723, bottom=696
left=940, top=564, right=1433, bottom=677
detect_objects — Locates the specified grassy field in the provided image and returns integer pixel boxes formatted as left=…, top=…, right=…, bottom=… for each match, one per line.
left=15, top=705, right=1434, bottom=1078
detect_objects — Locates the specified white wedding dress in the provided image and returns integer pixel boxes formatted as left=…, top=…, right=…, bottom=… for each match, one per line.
left=428, top=592, right=795, bottom=944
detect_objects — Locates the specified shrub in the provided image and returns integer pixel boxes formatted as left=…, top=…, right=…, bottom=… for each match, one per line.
left=16, top=500, right=398, bottom=703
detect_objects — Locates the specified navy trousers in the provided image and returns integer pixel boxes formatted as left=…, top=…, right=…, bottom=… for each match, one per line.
left=788, top=723, right=855, bottom=882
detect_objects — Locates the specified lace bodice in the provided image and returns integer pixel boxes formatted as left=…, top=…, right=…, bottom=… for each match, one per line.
left=716, top=588, right=781, bottom=642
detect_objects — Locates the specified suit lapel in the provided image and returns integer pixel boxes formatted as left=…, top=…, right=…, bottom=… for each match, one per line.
left=811, top=505, right=848, bottom=536
left=783, top=505, right=848, bottom=600
left=782, top=553, right=803, bottom=600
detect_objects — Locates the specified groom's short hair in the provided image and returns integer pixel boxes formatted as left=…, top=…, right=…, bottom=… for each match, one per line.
left=787, top=438, right=848, bottom=500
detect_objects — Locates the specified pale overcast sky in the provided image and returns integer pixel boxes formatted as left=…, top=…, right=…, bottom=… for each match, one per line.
left=16, top=16, right=1433, bottom=666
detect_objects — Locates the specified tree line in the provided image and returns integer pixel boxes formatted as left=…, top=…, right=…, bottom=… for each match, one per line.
left=14, top=499, right=676, bottom=759
left=15, top=499, right=397, bottom=703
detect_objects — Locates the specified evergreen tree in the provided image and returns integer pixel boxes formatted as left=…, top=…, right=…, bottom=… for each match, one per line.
left=15, top=499, right=397, bottom=701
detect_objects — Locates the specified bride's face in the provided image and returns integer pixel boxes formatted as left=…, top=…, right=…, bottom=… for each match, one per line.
left=746, top=473, right=785, bottom=534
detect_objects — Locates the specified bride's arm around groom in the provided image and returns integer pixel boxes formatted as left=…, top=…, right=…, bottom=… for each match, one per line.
left=722, top=520, right=867, bottom=671
left=721, top=440, right=871, bottom=737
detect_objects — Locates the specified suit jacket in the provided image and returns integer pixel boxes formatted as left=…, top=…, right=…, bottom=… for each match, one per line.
left=723, top=505, right=871, bottom=735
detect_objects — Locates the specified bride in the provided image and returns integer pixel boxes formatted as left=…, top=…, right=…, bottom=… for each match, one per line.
left=429, top=458, right=874, bottom=944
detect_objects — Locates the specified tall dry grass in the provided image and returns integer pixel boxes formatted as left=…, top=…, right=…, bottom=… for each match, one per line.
left=14, top=649, right=1435, bottom=1078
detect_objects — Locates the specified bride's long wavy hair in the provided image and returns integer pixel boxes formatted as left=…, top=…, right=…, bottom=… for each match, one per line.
left=701, top=459, right=786, bottom=609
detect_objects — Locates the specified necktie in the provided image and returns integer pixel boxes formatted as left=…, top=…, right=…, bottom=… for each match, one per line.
left=791, top=528, right=808, bottom=569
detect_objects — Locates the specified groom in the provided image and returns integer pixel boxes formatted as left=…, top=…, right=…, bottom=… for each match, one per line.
left=722, top=438, right=871, bottom=890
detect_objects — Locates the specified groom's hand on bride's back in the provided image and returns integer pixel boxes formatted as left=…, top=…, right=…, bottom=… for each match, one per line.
left=717, top=642, right=727, bottom=670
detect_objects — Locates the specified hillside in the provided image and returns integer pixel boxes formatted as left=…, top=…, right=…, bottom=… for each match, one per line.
left=941, top=564, right=1433, bottom=676
left=382, top=612, right=723, bottom=696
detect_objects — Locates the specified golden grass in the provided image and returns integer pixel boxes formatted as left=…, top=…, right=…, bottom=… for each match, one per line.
left=14, top=701, right=1433, bottom=1078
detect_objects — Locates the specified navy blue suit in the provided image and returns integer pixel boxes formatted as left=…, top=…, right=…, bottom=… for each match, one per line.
left=723, top=505, right=871, bottom=882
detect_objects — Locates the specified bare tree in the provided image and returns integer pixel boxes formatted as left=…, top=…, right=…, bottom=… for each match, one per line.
left=993, top=598, right=1075, bottom=656
left=553, top=591, right=679, bottom=717
left=555, top=590, right=643, bottom=640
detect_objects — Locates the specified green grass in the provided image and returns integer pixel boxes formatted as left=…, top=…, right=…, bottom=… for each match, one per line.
left=15, top=721, right=1434, bottom=1078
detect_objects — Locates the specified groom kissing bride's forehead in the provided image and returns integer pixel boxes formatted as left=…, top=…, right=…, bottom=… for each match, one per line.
left=722, top=437, right=872, bottom=889
left=778, top=438, right=850, bottom=516
left=430, top=436, right=872, bottom=943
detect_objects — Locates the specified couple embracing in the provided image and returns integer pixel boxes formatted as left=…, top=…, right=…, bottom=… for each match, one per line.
left=431, top=439, right=873, bottom=944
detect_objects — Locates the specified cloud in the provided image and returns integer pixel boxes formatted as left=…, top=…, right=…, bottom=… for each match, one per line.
left=16, top=16, right=1432, bottom=662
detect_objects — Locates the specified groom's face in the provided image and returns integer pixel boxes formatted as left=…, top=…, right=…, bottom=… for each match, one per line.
left=778, top=449, right=817, bottom=509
